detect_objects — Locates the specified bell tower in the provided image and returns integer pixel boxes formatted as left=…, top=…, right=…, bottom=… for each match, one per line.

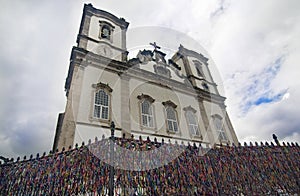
left=77, top=3, right=129, bottom=61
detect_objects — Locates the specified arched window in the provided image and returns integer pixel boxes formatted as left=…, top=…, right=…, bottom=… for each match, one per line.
left=166, top=106, right=179, bottom=133
left=186, top=111, right=200, bottom=136
left=213, top=116, right=227, bottom=141
left=141, top=100, right=154, bottom=128
left=94, top=89, right=109, bottom=119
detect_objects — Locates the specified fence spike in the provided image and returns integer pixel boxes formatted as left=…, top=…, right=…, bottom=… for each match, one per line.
left=250, top=142, right=253, bottom=146
left=193, top=143, right=197, bottom=149
left=243, top=142, right=247, bottom=147
left=88, top=139, right=91, bottom=145
left=287, top=142, right=291, bottom=146
left=102, top=134, right=105, bottom=140
left=42, top=152, right=46, bottom=157
left=68, top=145, right=72, bottom=150
left=23, top=156, right=26, bottom=160
left=36, top=153, right=40, bottom=159
left=62, top=147, right=65, bottom=152
left=260, top=142, right=264, bottom=146
left=82, top=141, right=85, bottom=146
left=255, top=142, right=258, bottom=146
left=95, top=136, right=98, bottom=142
left=17, top=157, right=20, bottom=162
left=282, top=142, right=286, bottom=146
left=265, top=142, right=269, bottom=146
left=270, top=142, right=274, bottom=146
left=75, top=143, right=78, bottom=149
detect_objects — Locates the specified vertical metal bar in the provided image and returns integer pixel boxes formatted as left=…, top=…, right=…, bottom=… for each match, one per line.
left=109, top=121, right=115, bottom=196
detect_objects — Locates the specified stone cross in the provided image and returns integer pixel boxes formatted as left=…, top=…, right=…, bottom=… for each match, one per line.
left=150, top=42, right=161, bottom=51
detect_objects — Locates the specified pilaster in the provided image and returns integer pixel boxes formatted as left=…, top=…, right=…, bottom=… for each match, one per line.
left=120, top=73, right=131, bottom=137
left=197, top=97, right=215, bottom=145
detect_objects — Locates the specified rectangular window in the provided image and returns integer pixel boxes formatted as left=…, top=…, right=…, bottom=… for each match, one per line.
left=186, top=111, right=200, bottom=136
left=94, top=89, right=109, bottom=120
left=166, top=107, right=179, bottom=132
left=141, top=100, right=154, bottom=128
left=214, top=118, right=227, bottom=140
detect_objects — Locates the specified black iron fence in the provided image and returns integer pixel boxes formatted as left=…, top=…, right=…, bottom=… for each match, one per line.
left=0, top=125, right=299, bottom=195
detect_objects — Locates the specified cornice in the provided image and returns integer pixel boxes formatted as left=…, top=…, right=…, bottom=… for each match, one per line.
left=178, top=45, right=209, bottom=64
left=84, top=4, right=129, bottom=30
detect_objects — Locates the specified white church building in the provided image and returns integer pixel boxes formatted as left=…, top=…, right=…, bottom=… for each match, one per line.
left=53, top=4, right=238, bottom=150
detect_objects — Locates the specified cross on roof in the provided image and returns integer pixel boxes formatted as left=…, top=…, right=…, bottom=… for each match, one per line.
left=150, top=42, right=161, bottom=50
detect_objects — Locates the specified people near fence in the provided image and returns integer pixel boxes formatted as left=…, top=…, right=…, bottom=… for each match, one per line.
left=0, top=136, right=299, bottom=195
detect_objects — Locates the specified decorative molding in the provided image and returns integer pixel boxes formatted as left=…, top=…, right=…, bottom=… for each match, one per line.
left=92, top=82, right=113, bottom=92
left=162, top=100, right=177, bottom=108
left=153, top=64, right=171, bottom=79
left=137, top=50, right=153, bottom=64
left=168, top=59, right=181, bottom=70
left=211, top=114, right=223, bottom=120
left=83, top=4, right=129, bottom=30
left=183, top=105, right=197, bottom=113
left=137, top=94, right=155, bottom=103
left=178, top=44, right=209, bottom=64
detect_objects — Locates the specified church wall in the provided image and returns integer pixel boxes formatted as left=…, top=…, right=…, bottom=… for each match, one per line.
left=203, top=100, right=234, bottom=144
left=175, top=58, right=186, bottom=76
left=85, top=16, right=124, bottom=61
left=187, top=56, right=218, bottom=94
left=74, top=124, right=123, bottom=146
left=137, top=61, right=185, bottom=84
left=76, top=65, right=122, bottom=129
left=128, top=77, right=208, bottom=143
left=88, top=16, right=123, bottom=48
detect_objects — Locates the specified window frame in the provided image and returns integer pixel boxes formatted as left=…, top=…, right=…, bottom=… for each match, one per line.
left=212, top=114, right=228, bottom=141
left=137, top=94, right=156, bottom=130
left=99, top=21, right=115, bottom=42
left=183, top=106, right=202, bottom=138
left=162, top=100, right=180, bottom=134
left=91, top=82, right=113, bottom=122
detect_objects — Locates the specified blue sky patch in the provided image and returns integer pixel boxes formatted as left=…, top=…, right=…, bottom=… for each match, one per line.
left=241, top=56, right=286, bottom=113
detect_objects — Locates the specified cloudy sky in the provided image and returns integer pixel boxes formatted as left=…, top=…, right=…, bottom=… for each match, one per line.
left=1, top=0, right=299, bottom=159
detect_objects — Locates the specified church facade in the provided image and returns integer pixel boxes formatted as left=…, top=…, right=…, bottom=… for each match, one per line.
left=53, top=4, right=238, bottom=151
